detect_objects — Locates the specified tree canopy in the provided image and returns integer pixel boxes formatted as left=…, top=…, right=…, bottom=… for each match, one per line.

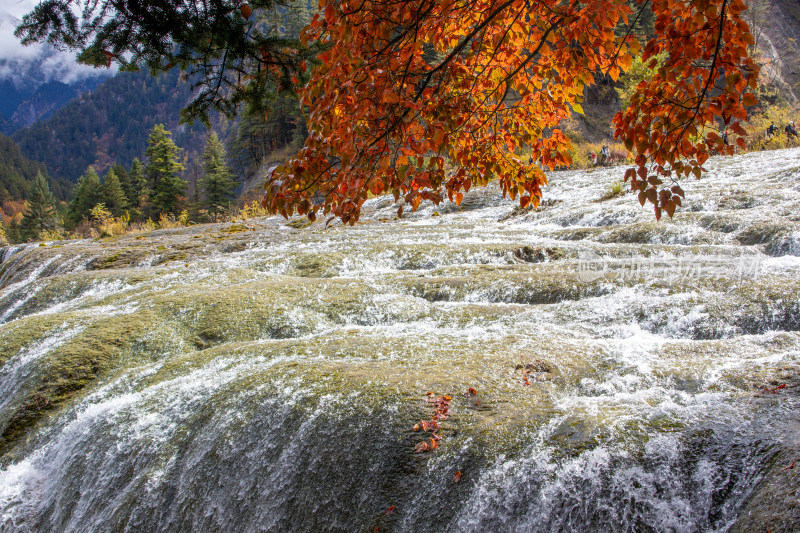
left=17, top=0, right=759, bottom=222
left=270, top=0, right=759, bottom=222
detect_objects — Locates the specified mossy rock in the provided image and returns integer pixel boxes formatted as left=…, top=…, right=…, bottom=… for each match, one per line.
left=0, top=310, right=167, bottom=462
left=736, top=219, right=794, bottom=246
left=403, top=266, right=611, bottom=305
left=290, top=253, right=344, bottom=278
left=717, top=190, right=758, bottom=210
left=598, top=220, right=706, bottom=245
left=287, top=218, right=313, bottom=230
left=698, top=214, right=741, bottom=233
left=511, top=246, right=565, bottom=263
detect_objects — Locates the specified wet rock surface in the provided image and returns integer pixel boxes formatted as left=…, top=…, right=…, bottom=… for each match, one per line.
left=0, top=148, right=799, bottom=531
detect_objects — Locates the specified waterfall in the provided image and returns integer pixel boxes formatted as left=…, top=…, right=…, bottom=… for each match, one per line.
left=1, top=148, right=800, bottom=532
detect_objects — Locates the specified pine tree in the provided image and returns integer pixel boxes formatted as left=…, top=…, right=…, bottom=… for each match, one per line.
left=110, top=162, right=134, bottom=207
left=103, top=167, right=128, bottom=216
left=145, top=124, right=186, bottom=216
left=67, top=167, right=103, bottom=228
left=201, top=131, right=237, bottom=220
left=128, top=158, right=147, bottom=210
left=20, top=172, right=58, bottom=241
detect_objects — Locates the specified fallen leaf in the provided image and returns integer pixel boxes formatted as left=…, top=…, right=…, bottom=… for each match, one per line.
left=765, top=384, right=787, bottom=393
left=414, top=441, right=430, bottom=453
left=385, top=505, right=396, bottom=516
left=454, top=470, right=462, bottom=483
left=782, top=462, right=795, bottom=471
left=468, top=387, right=477, bottom=396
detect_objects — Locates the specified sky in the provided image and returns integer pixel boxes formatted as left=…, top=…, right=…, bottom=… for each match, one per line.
left=0, top=0, right=113, bottom=85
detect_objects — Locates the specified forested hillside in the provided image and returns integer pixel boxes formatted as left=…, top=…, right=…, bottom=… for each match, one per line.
left=0, top=133, right=71, bottom=224
left=11, top=69, right=220, bottom=184
left=0, top=134, right=69, bottom=201
left=8, top=0, right=312, bottom=189
left=0, top=77, right=107, bottom=134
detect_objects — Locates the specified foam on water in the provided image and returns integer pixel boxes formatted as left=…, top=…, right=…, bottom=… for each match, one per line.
left=0, top=148, right=798, bottom=531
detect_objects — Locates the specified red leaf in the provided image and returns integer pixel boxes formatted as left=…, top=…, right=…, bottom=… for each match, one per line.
left=454, top=470, right=462, bottom=483
left=414, top=441, right=430, bottom=453
left=468, top=388, right=477, bottom=396
left=385, top=505, right=396, bottom=516
left=239, top=3, right=252, bottom=19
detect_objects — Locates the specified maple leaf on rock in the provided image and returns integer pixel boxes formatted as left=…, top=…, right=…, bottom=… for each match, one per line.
left=266, top=0, right=758, bottom=223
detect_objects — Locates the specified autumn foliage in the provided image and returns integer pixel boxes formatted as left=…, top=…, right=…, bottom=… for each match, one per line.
left=266, top=0, right=758, bottom=222
left=413, top=393, right=451, bottom=453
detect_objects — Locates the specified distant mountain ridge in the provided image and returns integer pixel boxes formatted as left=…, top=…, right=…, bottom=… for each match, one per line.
left=0, top=8, right=112, bottom=134
left=11, top=69, right=227, bottom=184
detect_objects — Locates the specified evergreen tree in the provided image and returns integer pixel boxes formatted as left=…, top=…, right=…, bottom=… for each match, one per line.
left=128, top=158, right=147, bottom=209
left=103, top=167, right=128, bottom=216
left=110, top=162, right=134, bottom=207
left=201, top=132, right=237, bottom=220
left=145, top=124, right=186, bottom=216
left=6, top=219, right=22, bottom=245
left=20, top=172, right=57, bottom=241
left=67, top=167, right=103, bottom=227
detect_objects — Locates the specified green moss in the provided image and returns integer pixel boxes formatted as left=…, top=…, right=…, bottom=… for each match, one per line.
left=511, top=246, right=565, bottom=263
left=0, top=310, right=165, bottom=462
left=287, top=218, right=313, bottom=229
left=221, top=224, right=250, bottom=233
left=736, top=219, right=794, bottom=246
left=596, top=181, right=626, bottom=202
left=717, top=190, right=757, bottom=210
left=404, top=266, right=610, bottom=304
left=698, top=214, right=741, bottom=233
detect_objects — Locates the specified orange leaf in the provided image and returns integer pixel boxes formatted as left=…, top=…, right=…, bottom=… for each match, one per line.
left=385, top=505, right=395, bottom=516
left=742, top=93, right=757, bottom=107
left=454, top=470, right=462, bottom=483
left=414, top=441, right=430, bottom=453
left=239, top=3, right=252, bottom=19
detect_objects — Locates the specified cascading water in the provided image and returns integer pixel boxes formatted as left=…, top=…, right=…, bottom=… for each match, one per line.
left=0, top=148, right=799, bottom=532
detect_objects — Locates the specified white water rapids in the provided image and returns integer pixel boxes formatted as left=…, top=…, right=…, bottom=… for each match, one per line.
left=0, top=148, right=799, bottom=532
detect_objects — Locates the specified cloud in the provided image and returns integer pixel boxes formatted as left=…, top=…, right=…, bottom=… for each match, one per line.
left=0, top=2, right=114, bottom=86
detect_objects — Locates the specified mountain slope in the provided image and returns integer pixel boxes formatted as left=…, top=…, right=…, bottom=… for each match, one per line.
left=11, top=69, right=229, bottom=184
left=0, top=8, right=112, bottom=134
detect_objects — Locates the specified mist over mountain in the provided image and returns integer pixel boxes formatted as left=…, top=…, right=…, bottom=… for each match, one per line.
left=0, top=7, right=113, bottom=132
